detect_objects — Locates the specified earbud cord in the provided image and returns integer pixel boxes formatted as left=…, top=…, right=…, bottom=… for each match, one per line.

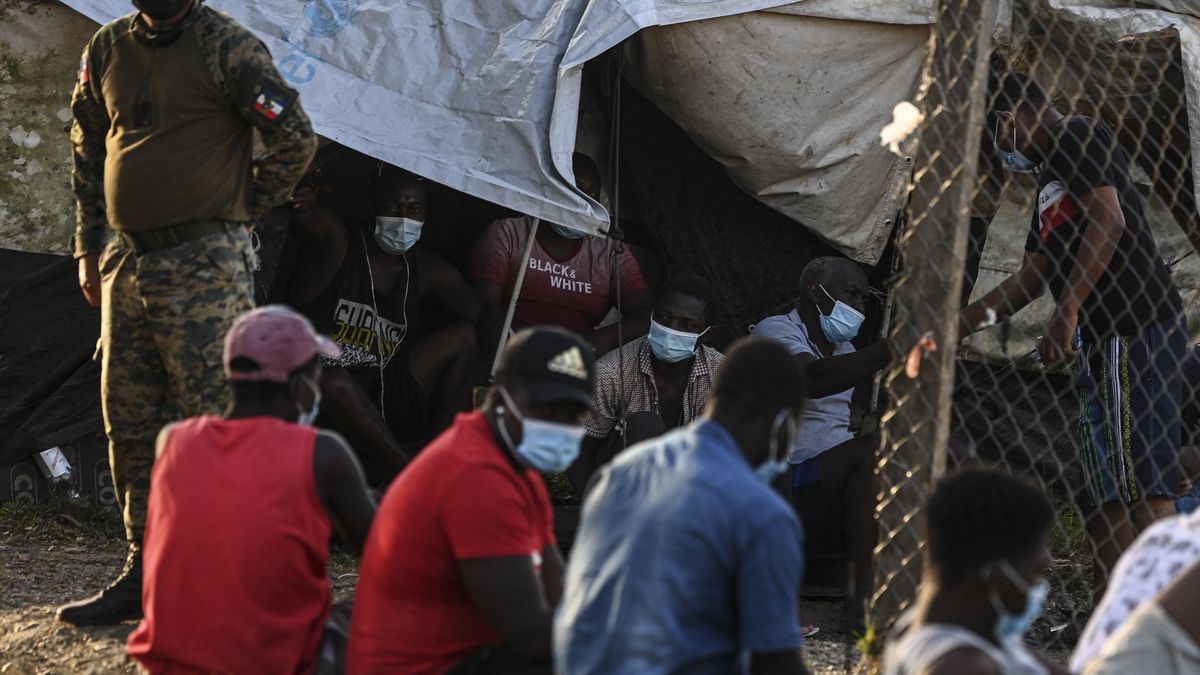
left=360, top=229, right=410, bottom=423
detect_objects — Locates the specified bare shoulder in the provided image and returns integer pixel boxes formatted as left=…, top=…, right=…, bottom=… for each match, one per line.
left=314, top=429, right=353, bottom=457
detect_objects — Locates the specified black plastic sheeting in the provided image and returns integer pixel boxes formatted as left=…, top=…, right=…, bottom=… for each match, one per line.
left=0, top=248, right=103, bottom=463
left=0, top=207, right=295, bottom=468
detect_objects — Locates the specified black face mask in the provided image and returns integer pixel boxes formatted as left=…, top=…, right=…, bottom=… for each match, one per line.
left=133, top=0, right=191, bottom=21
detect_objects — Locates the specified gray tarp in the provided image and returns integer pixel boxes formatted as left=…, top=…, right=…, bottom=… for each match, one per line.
left=616, top=12, right=927, bottom=263
left=551, top=1, right=935, bottom=262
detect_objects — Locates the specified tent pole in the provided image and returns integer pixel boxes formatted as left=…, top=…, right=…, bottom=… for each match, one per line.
left=490, top=217, right=541, bottom=379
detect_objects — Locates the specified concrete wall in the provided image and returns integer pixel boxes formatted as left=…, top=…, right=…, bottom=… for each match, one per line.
left=0, top=1, right=98, bottom=254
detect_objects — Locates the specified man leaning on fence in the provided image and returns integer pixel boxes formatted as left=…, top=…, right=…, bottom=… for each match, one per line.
left=58, top=0, right=317, bottom=626
left=958, top=71, right=1186, bottom=605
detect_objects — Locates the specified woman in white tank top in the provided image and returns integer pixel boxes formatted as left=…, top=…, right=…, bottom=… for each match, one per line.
left=880, top=470, right=1070, bottom=675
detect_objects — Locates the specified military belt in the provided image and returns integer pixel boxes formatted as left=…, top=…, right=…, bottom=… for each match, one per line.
left=118, top=219, right=236, bottom=255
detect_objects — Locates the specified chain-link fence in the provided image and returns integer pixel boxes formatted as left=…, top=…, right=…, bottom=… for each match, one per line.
left=866, top=0, right=1199, bottom=669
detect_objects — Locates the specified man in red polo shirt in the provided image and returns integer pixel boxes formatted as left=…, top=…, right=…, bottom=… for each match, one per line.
left=127, top=306, right=377, bottom=674
left=347, top=327, right=595, bottom=674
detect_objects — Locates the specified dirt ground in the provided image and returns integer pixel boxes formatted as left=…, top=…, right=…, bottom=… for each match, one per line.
left=0, top=502, right=1065, bottom=674
left=0, top=530, right=361, bottom=675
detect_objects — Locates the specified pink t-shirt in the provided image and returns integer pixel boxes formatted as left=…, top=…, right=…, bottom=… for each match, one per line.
left=468, top=216, right=648, bottom=334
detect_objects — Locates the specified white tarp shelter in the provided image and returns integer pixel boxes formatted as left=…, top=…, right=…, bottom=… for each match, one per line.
left=46, top=0, right=1200, bottom=269
left=57, top=0, right=939, bottom=264
left=9, top=0, right=1197, bottom=364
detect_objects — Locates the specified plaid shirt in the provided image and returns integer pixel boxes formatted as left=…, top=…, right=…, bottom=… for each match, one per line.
left=583, top=337, right=722, bottom=439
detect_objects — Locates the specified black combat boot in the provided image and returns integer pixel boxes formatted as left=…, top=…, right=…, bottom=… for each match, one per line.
left=56, top=543, right=143, bottom=626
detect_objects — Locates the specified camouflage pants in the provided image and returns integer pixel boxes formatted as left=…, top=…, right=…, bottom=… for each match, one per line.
left=99, top=225, right=255, bottom=541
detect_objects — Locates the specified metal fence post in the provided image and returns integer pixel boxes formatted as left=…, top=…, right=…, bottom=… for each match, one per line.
left=870, top=0, right=997, bottom=631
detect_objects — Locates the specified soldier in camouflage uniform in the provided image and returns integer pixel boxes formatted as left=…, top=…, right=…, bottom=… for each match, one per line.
left=59, top=0, right=316, bottom=626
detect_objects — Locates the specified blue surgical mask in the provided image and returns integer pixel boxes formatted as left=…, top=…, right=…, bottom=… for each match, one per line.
left=755, top=409, right=797, bottom=484
left=550, top=223, right=588, bottom=240
left=296, top=376, right=321, bottom=427
left=648, top=318, right=708, bottom=363
left=987, top=560, right=1049, bottom=642
left=995, top=114, right=1038, bottom=174
left=497, top=387, right=585, bottom=473
left=999, top=148, right=1038, bottom=174
left=373, top=216, right=423, bottom=255
left=817, top=285, right=865, bottom=343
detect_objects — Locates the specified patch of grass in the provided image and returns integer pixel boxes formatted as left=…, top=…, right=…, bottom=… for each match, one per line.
left=328, top=549, right=358, bottom=573
left=542, top=472, right=578, bottom=506
left=1049, top=500, right=1088, bottom=559
left=855, top=621, right=883, bottom=674
left=0, top=498, right=124, bottom=544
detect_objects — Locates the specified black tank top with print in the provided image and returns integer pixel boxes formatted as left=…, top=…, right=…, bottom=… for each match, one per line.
left=296, top=224, right=420, bottom=378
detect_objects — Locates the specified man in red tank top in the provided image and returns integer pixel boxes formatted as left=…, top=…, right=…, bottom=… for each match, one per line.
left=347, top=327, right=595, bottom=674
left=127, top=305, right=377, bottom=674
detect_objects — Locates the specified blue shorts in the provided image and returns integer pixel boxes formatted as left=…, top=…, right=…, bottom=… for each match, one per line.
left=791, top=458, right=843, bottom=556
left=1076, top=317, right=1186, bottom=506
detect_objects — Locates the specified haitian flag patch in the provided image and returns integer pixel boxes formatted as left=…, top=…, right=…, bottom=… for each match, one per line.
left=79, top=56, right=89, bottom=85
left=254, top=87, right=288, bottom=120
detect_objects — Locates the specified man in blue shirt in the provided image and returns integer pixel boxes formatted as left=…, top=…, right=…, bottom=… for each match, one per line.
left=554, top=338, right=812, bottom=675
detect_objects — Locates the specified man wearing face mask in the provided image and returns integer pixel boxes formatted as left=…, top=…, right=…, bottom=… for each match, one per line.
left=570, top=274, right=723, bottom=495
left=61, top=0, right=317, bottom=626
left=555, top=338, right=811, bottom=675
left=125, top=306, right=376, bottom=673
left=347, top=327, right=593, bottom=674
left=468, top=153, right=654, bottom=355
left=755, top=256, right=893, bottom=624
left=958, top=71, right=1186, bottom=605
left=285, top=164, right=501, bottom=482
left=883, top=469, right=1070, bottom=675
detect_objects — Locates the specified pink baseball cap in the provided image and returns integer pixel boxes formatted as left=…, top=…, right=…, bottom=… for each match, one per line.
left=224, top=305, right=340, bottom=383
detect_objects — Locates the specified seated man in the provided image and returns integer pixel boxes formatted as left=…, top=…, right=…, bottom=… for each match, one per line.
left=572, top=274, right=723, bottom=494
left=285, top=163, right=500, bottom=481
left=882, top=469, right=1069, bottom=675
left=127, top=306, right=376, bottom=674
left=754, top=256, right=892, bottom=619
left=467, top=153, right=652, bottom=354
left=556, top=338, right=812, bottom=675
left=347, top=327, right=594, bottom=674
left=1084, top=560, right=1200, bottom=674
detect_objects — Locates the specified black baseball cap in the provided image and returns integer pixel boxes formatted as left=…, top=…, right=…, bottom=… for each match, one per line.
left=498, top=327, right=595, bottom=407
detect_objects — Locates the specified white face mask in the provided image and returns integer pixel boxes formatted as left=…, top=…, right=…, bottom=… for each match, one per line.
left=373, top=216, right=423, bottom=255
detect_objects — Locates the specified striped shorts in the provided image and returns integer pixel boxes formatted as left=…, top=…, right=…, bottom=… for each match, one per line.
left=1076, top=317, right=1187, bottom=506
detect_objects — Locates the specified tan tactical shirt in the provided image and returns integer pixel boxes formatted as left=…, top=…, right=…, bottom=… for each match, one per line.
left=71, top=3, right=316, bottom=257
